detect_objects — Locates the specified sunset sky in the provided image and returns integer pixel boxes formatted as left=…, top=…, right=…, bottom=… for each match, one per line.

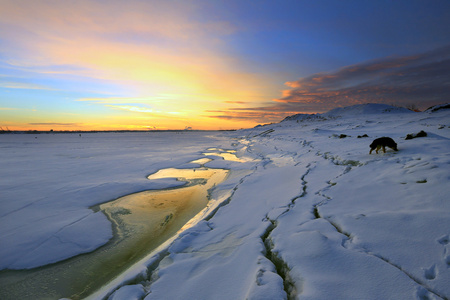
left=1, top=0, right=449, bottom=130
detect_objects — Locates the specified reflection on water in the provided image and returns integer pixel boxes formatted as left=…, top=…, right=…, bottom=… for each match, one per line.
left=0, top=164, right=228, bottom=300
left=190, top=157, right=212, bottom=165
left=99, top=167, right=229, bottom=262
left=203, top=148, right=248, bottom=162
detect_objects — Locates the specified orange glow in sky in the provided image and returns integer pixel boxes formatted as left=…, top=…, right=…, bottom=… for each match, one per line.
left=1, top=1, right=449, bottom=130
left=0, top=1, right=285, bottom=131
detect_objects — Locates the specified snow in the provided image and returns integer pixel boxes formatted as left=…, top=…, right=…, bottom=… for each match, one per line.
left=0, top=132, right=232, bottom=270
left=1, top=104, right=449, bottom=300
left=323, top=103, right=414, bottom=117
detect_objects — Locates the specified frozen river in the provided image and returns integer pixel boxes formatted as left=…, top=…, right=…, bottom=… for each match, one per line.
left=0, top=131, right=240, bottom=299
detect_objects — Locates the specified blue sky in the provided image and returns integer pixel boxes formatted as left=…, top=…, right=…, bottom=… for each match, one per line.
left=1, top=0, right=449, bottom=130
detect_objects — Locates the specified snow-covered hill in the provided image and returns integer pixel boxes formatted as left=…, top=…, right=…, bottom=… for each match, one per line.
left=1, top=104, right=449, bottom=300
left=322, top=103, right=414, bottom=117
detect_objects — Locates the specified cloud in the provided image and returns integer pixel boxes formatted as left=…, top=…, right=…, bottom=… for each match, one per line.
left=77, top=96, right=188, bottom=122
left=77, top=97, right=158, bottom=104
left=77, top=97, right=180, bottom=115
left=105, top=105, right=154, bottom=113
left=28, top=123, right=80, bottom=126
left=0, top=0, right=280, bottom=130
left=276, top=46, right=450, bottom=112
left=224, top=101, right=249, bottom=104
left=0, top=0, right=235, bottom=42
left=208, top=110, right=295, bottom=124
left=0, top=1, right=237, bottom=77
left=0, top=81, right=55, bottom=90
left=0, top=0, right=255, bottom=102
left=207, top=46, right=450, bottom=124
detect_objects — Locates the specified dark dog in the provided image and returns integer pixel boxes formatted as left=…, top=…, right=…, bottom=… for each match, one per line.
left=369, top=137, right=398, bottom=154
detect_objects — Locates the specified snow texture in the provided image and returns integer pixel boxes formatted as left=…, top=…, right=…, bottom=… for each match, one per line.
left=0, top=132, right=230, bottom=269
left=1, top=104, right=449, bottom=300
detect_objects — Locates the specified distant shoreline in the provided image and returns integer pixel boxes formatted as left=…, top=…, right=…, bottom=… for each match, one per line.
left=0, top=129, right=237, bottom=134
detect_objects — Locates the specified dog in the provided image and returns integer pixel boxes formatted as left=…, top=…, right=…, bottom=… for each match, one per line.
left=369, top=137, right=398, bottom=154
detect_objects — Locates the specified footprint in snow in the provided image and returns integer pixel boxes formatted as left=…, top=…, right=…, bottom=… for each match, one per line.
left=436, top=235, right=450, bottom=269
left=416, top=286, right=436, bottom=300
left=437, top=234, right=449, bottom=245
left=445, top=254, right=450, bottom=268
left=423, top=264, right=437, bottom=280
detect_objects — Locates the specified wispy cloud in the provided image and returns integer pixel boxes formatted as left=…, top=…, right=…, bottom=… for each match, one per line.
left=224, top=101, right=249, bottom=104
left=208, top=110, right=295, bottom=124
left=3, top=1, right=448, bottom=130
left=28, top=123, right=80, bottom=126
left=0, top=0, right=241, bottom=88
left=0, top=81, right=56, bottom=90
left=77, top=96, right=186, bottom=119
left=77, top=97, right=159, bottom=104
left=105, top=105, right=154, bottom=113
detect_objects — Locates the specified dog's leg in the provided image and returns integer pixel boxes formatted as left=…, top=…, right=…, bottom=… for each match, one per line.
left=382, top=146, right=386, bottom=153
left=370, top=149, right=373, bottom=154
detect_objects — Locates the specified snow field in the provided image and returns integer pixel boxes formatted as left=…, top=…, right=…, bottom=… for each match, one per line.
left=108, top=105, right=449, bottom=300
left=1, top=104, right=449, bottom=300
left=0, top=132, right=233, bottom=270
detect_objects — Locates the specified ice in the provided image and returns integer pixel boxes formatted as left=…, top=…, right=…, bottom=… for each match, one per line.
left=108, top=285, right=146, bottom=300
left=0, top=132, right=234, bottom=270
left=1, top=104, right=449, bottom=300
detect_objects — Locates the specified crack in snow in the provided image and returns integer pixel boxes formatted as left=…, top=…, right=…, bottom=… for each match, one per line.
left=261, top=219, right=297, bottom=300
left=257, top=162, right=312, bottom=299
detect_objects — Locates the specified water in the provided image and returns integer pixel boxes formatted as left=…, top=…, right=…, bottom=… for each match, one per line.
left=0, top=161, right=230, bottom=299
left=0, top=135, right=248, bottom=299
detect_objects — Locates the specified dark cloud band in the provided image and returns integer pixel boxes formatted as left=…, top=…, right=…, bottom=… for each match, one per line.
left=211, top=45, right=450, bottom=124
left=278, top=45, right=450, bottom=111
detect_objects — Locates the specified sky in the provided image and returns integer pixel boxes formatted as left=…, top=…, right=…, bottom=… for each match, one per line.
left=1, top=0, right=449, bottom=131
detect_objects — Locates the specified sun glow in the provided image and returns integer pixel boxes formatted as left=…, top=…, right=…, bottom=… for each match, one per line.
left=0, top=0, right=279, bottom=131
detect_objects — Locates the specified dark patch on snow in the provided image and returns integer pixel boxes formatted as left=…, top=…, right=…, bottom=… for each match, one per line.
left=425, top=103, right=450, bottom=113
left=312, top=206, right=321, bottom=219
left=282, top=113, right=326, bottom=123
left=405, top=130, right=428, bottom=140
left=323, top=103, right=413, bottom=118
